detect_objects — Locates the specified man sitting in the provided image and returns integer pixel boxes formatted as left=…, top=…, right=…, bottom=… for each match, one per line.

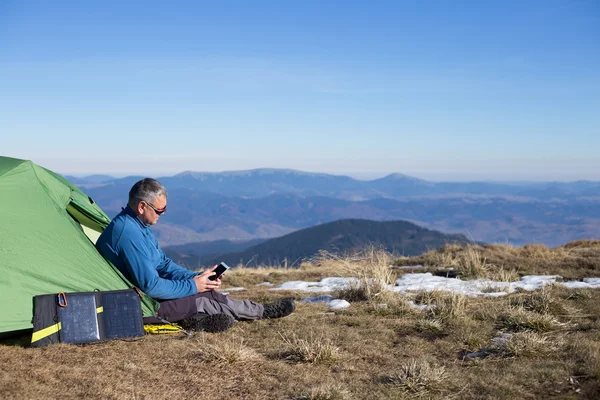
left=96, top=178, right=295, bottom=332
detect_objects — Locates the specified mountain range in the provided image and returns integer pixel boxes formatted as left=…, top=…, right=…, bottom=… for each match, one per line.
left=68, top=169, right=600, bottom=201
left=70, top=169, right=600, bottom=248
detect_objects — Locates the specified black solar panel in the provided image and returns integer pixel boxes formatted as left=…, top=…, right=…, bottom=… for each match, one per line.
left=58, top=293, right=101, bottom=344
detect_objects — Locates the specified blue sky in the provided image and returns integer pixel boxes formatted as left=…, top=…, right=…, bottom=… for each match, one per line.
left=1, top=1, right=598, bottom=181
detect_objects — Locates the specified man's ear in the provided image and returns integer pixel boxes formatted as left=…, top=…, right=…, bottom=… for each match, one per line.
left=136, top=201, right=145, bottom=215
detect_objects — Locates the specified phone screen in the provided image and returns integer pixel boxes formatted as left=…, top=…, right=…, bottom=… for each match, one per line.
left=208, top=262, right=229, bottom=281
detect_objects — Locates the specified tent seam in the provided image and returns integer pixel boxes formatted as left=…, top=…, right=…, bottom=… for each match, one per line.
left=0, top=158, right=26, bottom=179
left=29, top=161, right=73, bottom=211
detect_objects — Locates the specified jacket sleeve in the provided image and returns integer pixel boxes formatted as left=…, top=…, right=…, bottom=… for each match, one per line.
left=156, top=248, right=200, bottom=281
left=118, top=237, right=197, bottom=300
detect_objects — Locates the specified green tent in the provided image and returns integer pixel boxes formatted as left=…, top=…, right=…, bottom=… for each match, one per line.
left=0, top=156, right=158, bottom=335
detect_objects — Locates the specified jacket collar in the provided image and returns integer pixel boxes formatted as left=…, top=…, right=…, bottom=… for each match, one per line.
left=123, top=205, right=149, bottom=229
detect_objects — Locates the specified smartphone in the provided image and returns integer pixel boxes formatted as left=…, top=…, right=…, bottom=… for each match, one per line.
left=208, top=262, right=230, bottom=281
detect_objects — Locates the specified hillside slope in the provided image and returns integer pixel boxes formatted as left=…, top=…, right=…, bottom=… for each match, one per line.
left=207, top=218, right=471, bottom=267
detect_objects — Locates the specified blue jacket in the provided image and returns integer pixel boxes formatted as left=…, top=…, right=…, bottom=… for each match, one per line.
left=96, top=206, right=197, bottom=300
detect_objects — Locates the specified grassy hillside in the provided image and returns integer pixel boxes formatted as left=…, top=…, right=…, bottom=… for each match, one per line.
left=1, top=241, right=599, bottom=399
left=206, top=219, right=471, bottom=268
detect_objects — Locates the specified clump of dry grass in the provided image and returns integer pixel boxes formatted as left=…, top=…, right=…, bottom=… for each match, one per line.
left=516, top=288, right=579, bottom=316
left=503, top=332, right=563, bottom=357
left=452, top=318, right=491, bottom=351
left=484, top=243, right=520, bottom=256
left=414, top=290, right=468, bottom=322
left=487, top=267, right=520, bottom=283
left=456, top=245, right=491, bottom=278
left=312, top=245, right=394, bottom=277
left=520, top=244, right=570, bottom=260
left=292, top=383, right=351, bottom=400
left=192, top=336, right=262, bottom=365
left=423, top=243, right=463, bottom=268
left=497, top=307, right=561, bottom=332
left=563, top=239, right=600, bottom=249
left=414, top=319, right=445, bottom=335
left=568, top=338, right=600, bottom=378
left=316, top=246, right=397, bottom=305
left=279, top=331, right=340, bottom=364
left=415, top=244, right=491, bottom=278
left=371, top=295, right=417, bottom=317
left=382, top=358, right=446, bottom=394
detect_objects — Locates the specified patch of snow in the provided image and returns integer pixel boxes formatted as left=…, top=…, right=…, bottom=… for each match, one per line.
left=270, top=273, right=600, bottom=297
left=396, top=265, right=424, bottom=269
left=391, top=273, right=598, bottom=296
left=408, top=300, right=430, bottom=311
left=270, top=277, right=357, bottom=292
left=256, top=282, right=274, bottom=287
left=300, top=294, right=350, bottom=310
left=327, top=300, right=350, bottom=310
left=561, top=281, right=592, bottom=289
left=490, top=332, right=512, bottom=348
left=300, top=294, right=334, bottom=304
left=583, top=278, right=600, bottom=287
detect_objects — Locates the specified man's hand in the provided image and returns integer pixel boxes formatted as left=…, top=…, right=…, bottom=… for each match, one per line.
left=193, top=266, right=223, bottom=293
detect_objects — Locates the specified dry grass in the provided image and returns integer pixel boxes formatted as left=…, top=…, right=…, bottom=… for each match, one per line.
left=569, top=338, right=600, bottom=379
left=416, top=244, right=490, bottom=278
left=318, top=247, right=400, bottom=307
left=279, top=331, right=340, bottom=365
left=516, top=287, right=579, bottom=316
left=520, top=244, right=570, bottom=260
left=451, top=317, right=492, bottom=351
left=312, top=245, right=395, bottom=277
left=503, top=332, right=563, bottom=357
left=1, top=241, right=599, bottom=399
left=487, top=267, right=520, bottom=283
left=415, top=319, right=445, bottom=335
left=190, top=335, right=262, bottom=365
left=396, top=240, right=600, bottom=280
left=414, top=290, right=469, bottom=322
left=497, top=306, right=562, bottom=332
left=381, top=358, right=446, bottom=395
left=292, top=382, right=351, bottom=400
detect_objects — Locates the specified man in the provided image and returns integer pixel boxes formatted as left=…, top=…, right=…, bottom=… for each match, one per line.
left=96, top=178, right=295, bottom=333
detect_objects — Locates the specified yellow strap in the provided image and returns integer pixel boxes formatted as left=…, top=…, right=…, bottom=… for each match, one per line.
left=31, top=322, right=62, bottom=343
left=144, top=324, right=182, bottom=334
left=31, top=306, right=106, bottom=343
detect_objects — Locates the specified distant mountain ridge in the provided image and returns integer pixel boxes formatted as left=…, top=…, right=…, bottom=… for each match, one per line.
left=197, top=218, right=471, bottom=268
left=74, top=169, right=600, bottom=247
left=73, top=168, right=600, bottom=200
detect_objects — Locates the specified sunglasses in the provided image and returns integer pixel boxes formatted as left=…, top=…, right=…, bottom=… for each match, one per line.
left=144, top=201, right=167, bottom=216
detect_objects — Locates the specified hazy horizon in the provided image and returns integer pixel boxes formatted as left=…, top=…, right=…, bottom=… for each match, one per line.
left=55, top=164, right=599, bottom=183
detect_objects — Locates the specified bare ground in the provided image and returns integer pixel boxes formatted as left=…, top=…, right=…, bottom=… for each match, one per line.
left=1, top=243, right=599, bottom=399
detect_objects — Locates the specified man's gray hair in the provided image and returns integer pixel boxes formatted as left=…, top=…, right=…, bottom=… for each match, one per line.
left=128, top=178, right=168, bottom=205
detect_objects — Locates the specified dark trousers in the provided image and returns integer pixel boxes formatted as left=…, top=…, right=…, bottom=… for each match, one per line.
left=143, top=290, right=264, bottom=323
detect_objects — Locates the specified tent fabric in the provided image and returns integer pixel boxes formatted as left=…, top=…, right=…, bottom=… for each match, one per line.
left=0, top=156, right=158, bottom=334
